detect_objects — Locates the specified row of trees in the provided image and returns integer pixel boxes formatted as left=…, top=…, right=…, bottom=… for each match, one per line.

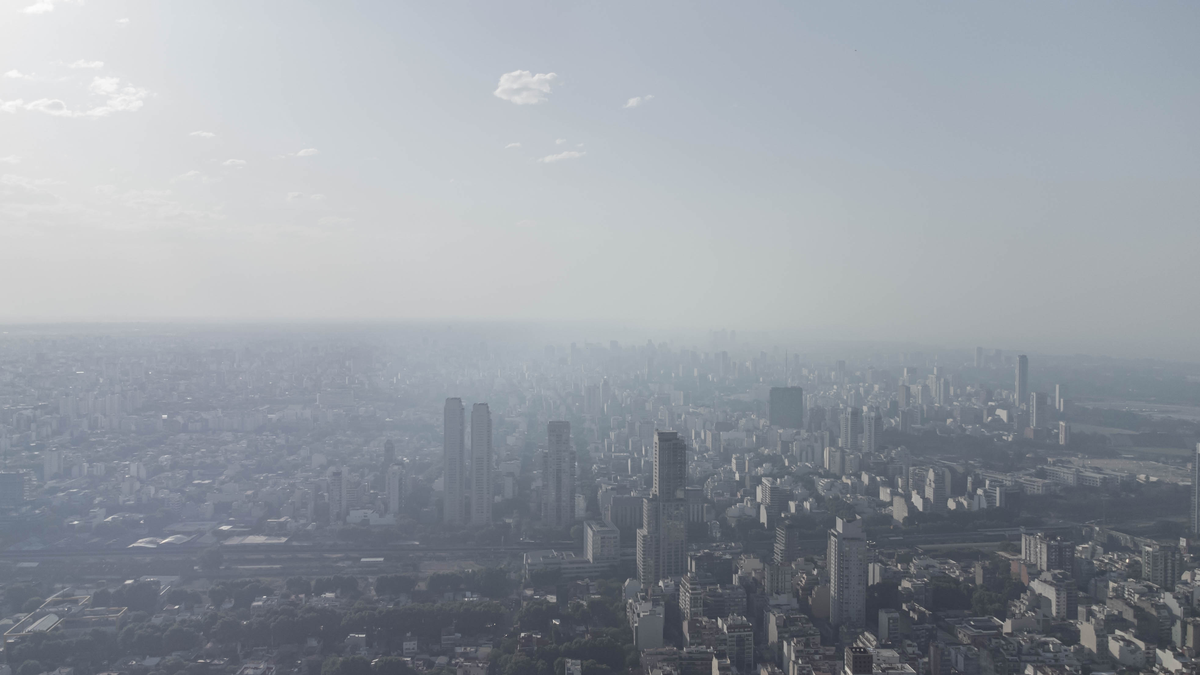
left=91, top=580, right=163, bottom=613
left=10, top=599, right=505, bottom=673
left=492, top=578, right=636, bottom=675
left=426, top=568, right=512, bottom=598
left=866, top=554, right=1029, bottom=623
left=340, top=602, right=507, bottom=648
left=9, top=620, right=205, bottom=667
left=207, top=579, right=275, bottom=610
left=493, top=619, right=636, bottom=675
left=285, top=576, right=361, bottom=598
left=144, top=600, right=508, bottom=652
left=322, top=656, right=416, bottom=675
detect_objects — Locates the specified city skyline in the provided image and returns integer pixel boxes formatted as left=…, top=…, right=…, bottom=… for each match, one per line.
left=2, top=3, right=1199, bottom=673
left=0, top=322, right=1194, bottom=675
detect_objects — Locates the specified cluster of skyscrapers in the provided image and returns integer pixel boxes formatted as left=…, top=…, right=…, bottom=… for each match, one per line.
left=443, top=397, right=576, bottom=529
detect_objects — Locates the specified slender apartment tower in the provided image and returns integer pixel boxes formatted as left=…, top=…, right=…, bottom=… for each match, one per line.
left=470, top=403, right=493, bottom=526
left=329, top=468, right=345, bottom=524
left=637, top=431, right=688, bottom=585
left=543, top=421, right=575, bottom=528
left=443, top=398, right=466, bottom=526
left=1016, top=355, right=1029, bottom=408
left=1192, top=443, right=1200, bottom=535
left=828, top=516, right=868, bottom=628
left=386, top=464, right=404, bottom=516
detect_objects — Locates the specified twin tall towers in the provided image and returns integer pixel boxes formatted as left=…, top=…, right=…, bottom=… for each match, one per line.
left=443, top=398, right=492, bottom=526
left=442, top=397, right=576, bottom=528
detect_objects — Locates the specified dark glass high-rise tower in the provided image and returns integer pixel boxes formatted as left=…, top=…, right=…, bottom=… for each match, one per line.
left=768, top=387, right=805, bottom=429
left=470, top=403, right=492, bottom=526
left=1016, top=355, right=1029, bottom=408
left=543, top=421, right=575, bottom=528
left=443, top=398, right=465, bottom=526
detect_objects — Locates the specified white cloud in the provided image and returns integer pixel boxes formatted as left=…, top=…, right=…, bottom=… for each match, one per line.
left=20, top=0, right=84, bottom=14
left=25, top=99, right=73, bottom=117
left=68, top=60, right=104, bottom=70
left=538, top=151, right=586, bottom=163
left=0, top=156, right=20, bottom=164
left=292, top=148, right=319, bottom=157
left=4, top=70, right=67, bottom=83
left=222, top=159, right=246, bottom=167
left=287, top=191, right=325, bottom=202
left=504, top=142, right=521, bottom=149
left=22, top=0, right=55, bottom=14
left=17, top=0, right=84, bottom=15
left=0, top=99, right=25, bottom=113
left=493, top=70, right=557, bottom=105
left=80, top=77, right=149, bottom=116
left=171, top=170, right=219, bottom=185
left=15, top=77, right=150, bottom=118
left=189, top=131, right=215, bottom=138
left=88, top=77, right=119, bottom=95
left=90, top=186, right=227, bottom=227
left=0, top=174, right=61, bottom=207
left=624, top=94, right=655, bottom=108
left=555, top=139, right=566, bottom=145
left=115, top=18, right=129, bottom=25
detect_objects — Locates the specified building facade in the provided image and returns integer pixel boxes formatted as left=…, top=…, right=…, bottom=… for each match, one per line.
left=828, top=516, right=867, bottom=628
left=443, top=398, right=466, bottom=526
left=470, top=403, right=492, bottom=526
left=1016, top=355, right=1029, bottom=408
left=543, top=421, right=575, bottom=528
left=637, top=431, right=688, bottom=585
left=769, top=387, right=805, bottom=429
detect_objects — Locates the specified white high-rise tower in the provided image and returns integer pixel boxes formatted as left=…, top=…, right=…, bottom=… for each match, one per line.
left=443, top=398, right=466, bottom=526
left=470, top=403, right=492, bottom=526
left=828, top=516, right=868, bottom=628
left=637, top=431, right=688, bottom=585
left=1192, top=444, right=1200, bottom=535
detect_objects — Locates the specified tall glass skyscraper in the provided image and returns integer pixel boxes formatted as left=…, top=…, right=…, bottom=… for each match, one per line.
left=470, top=403, right=492, bottom=526
left=443, top=398, right=465, bottom=526
left=1016, top=355, right=1029, bottom=408
left=543, top=421, right=575, bottom=528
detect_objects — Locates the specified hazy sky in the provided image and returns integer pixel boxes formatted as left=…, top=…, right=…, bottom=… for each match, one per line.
left=1, top=2, right=1197, bottom=360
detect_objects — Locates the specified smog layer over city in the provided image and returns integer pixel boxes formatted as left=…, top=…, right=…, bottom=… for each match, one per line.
left=2, top=6, right=1200, bottom=675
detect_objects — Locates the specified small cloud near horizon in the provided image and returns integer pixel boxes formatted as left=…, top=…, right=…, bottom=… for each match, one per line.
left=538, top=151, right=585, bottom=164
left=494, top=70, right=557, bottom=105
